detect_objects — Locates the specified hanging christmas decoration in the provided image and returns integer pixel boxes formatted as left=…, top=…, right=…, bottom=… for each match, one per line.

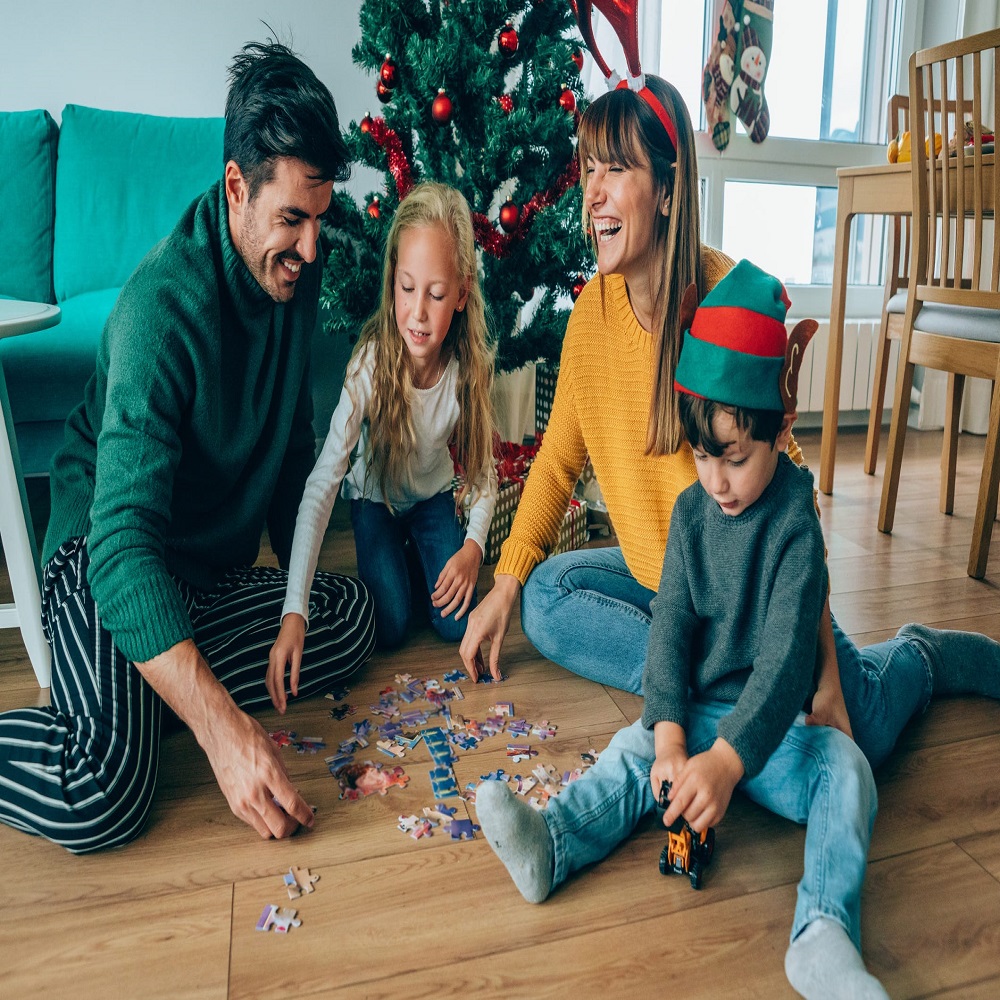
left=498, top=22, right=519, bottom=56
left=379, top=54, right=398, bottom=88
left=360, top=113, right=374, bottom=134
left=572, top=49, right=584, bottom=71
left=360, top=116, right=415, bottom=200
left=498, top=199, right=521, bottom=233
left=497, top=94, right=514, bottom=115
left=571, top=273, right=586, bottom=299
left=367, top=195, right=381, bottom=219
left=376, top=80, right=392, bottom=104
left=431, top=88, right=453, bottom=124
left=558, top=84, right=577, bottom=113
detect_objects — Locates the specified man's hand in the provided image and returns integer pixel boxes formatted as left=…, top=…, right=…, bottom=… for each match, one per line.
left=662, top=738, right=744, bottom=833
left=267, top=613, right=306, bottom=714
left=458, top=573, right=520, bottom=681
left=136, top=639, right=314, bottom=840
left=431, top=539, right=481, bottom=622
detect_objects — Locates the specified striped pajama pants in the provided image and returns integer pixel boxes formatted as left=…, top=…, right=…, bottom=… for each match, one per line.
left=0, top=537, right=375, bottom=854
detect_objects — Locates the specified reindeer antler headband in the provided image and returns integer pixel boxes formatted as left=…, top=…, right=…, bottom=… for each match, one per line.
left=570, top=0, right=679, bottom=156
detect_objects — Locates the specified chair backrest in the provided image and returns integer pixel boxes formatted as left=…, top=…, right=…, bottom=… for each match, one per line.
left=886, top=95, right=911, bottom=294
left=909, top=29, right=1000, bottom=311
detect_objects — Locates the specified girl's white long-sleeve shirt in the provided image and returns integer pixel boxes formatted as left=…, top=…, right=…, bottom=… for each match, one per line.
left=282, top=345, right=498, bottom=622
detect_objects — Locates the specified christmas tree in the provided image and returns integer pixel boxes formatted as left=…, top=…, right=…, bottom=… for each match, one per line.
left=321, top=0, right=592, bottom=372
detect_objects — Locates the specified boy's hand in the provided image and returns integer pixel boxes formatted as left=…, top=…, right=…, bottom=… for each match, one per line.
left=806, top=682, right=854, bottom=739
left=267, top=613, right=306, bottom=714
left=432, top=539, right=481, bottom=622
left=651, top=720, right=689, bottom=803
left=663, top=738, right=744, bottom=833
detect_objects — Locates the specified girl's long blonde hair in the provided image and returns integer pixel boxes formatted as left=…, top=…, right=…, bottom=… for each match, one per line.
left=577, top=74, right=703, bottom=456
left=350, top=182, right=495, bottom=507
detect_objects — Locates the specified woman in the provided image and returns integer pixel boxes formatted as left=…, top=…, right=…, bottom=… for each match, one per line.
left=459, top=75, right=1000, bottom=770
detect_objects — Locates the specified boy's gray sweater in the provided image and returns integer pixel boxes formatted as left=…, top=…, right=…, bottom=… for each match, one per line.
left=641, top=453, right=828, bottom=778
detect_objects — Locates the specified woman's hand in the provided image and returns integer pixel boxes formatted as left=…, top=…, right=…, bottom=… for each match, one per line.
left=432, top=539, right=482, bottom=622
left=458, top=573, right=520, bottom=681
left=806, top=681, right=854, bottom=739
left=267, top=613, right=306, bottom=714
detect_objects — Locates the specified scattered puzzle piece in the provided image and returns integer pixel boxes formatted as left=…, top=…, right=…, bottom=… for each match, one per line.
left=443, top=669, right=465, bottom=683
left=256, top=904, right=301, bottom=933
left=447, top=818, right=481, bottom=841
left=283, top=865, right=320, bottom=899
left=338, top=762, right=409, bottom=800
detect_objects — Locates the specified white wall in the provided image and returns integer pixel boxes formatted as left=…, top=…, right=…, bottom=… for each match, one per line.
left=0, top=0, right=375, bottom=198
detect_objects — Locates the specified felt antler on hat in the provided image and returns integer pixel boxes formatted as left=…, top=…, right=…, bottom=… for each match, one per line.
left=570, top=0, right=679, bottom=154
left=674, top=260, right=818, bottom=414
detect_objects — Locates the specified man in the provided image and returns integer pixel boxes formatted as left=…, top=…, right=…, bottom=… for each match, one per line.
left=0, top=42, right=374, bottom=853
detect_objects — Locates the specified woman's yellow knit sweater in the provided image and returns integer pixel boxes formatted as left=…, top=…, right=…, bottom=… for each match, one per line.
left=495, top=246, right=804, bottom=592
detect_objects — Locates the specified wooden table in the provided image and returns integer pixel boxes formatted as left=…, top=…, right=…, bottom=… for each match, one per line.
left=0, top=299, right=61, bottom=687
left=818, top=154, right=996, bottom=494
left=818, top=160, right=913, bottom=494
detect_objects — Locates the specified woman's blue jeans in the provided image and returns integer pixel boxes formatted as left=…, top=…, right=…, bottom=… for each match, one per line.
left=542, top=709, right=877, bottom=948
left=520, top=546, right=934, bottom=769
left=350, top=491, right=473, bottom=648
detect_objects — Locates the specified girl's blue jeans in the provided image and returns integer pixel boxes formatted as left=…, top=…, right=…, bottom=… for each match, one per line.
left=523, top=546, right=935, bottom=946
left=350, top=491, right=474, bottom=648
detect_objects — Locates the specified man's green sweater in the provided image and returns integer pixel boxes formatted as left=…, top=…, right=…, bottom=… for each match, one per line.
left=45, top=180, right=318, bottom=664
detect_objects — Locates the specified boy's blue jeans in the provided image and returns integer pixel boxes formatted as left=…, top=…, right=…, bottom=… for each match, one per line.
left=521, top=546, right=935, bottom=769
left=542, top=709, right=877, bottom=948
left=350, top=491, right=473, bottom=648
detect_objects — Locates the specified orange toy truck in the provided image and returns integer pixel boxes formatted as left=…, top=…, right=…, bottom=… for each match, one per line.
left=657, top=782, right=716, bottom=890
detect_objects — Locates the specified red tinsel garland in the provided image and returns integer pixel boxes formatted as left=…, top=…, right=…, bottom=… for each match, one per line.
left=363, top=116, right=580, bottom=259
left=365, top=116, right=414, bottom=200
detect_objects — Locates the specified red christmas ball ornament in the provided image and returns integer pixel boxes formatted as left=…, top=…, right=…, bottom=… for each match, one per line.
left=431, top=88, right=453, bottom=125
left=498, top=22, right=519, bottom=56
left=497, top=94, right=513, bottom=115
left=379, top=55, right=398, bottom=89
left=498, top=199, right=520, bottom=234
left=360, top=113, right=373, bottom=134
left=367, top=195, right=381, bottom=219
left=571, top=273, right=586, bottom=300
left=376, top=80, right=392, bottom=104
left=558, top=84, right=577, bottom=113
left=572, top=49, right=584, bottom=71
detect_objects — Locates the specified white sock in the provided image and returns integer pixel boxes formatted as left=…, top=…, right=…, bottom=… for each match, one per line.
left=784, top=919, right=889, bottom=1000
left=474, top=780, right=554, bottom=903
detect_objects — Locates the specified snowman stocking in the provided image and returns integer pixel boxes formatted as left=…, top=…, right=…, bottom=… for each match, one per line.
left=729, top=0, right=774, bottom=143
left=702, top=0, right=740, bottom=151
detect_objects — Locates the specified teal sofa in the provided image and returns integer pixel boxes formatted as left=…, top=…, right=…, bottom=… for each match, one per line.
left=0, top=106, right=225, bottom=475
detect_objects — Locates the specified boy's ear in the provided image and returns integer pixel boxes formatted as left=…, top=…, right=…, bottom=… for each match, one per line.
left=678, top=283, right=699, bottom=334
left=780, top=319, right=819, bottom=413
left=776, top=411, right=797, bottom=452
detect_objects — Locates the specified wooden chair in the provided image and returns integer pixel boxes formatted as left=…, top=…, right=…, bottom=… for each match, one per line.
left=878, top=28, right=1000, bottom=578
left=864, top=94, right=971, bottom=477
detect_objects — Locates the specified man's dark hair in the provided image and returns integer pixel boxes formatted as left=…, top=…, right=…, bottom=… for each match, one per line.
left=224, top=40, right=351, bottom=199
left=679, top=393, right=785, bottom=455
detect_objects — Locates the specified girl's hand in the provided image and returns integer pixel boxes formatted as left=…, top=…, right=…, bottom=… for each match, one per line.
left=662, top=738, right=744, bottom=833
left=267, top=614, right=306, bottom=714
left=432, top=539, right=482, bottom=622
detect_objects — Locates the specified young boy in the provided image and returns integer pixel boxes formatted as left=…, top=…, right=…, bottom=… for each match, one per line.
left=475, top=260, right=890, bottom=999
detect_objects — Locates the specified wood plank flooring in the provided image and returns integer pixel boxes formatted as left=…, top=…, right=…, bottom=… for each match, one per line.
left=2, top=427, right=1000, bottom=998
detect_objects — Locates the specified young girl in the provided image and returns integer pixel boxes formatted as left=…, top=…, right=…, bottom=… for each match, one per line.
left=267, top=183, right=497, bottom=711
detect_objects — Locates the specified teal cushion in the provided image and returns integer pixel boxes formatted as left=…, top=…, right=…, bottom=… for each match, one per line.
left=0, top=288, right=118, bottom=423
left=53, top=105, right=223, bottom=302
left=0, top=110, right=58, bottom=303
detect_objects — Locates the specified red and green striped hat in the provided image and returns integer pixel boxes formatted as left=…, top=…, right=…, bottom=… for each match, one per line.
left=674, top=258, right=792, bottom=412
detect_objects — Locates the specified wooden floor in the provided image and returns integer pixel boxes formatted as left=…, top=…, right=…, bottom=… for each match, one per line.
left=3, top=427, right=1000, bottom=998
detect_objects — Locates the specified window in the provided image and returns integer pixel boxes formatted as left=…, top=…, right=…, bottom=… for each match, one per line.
left=658, top=0, right=915, bottom=317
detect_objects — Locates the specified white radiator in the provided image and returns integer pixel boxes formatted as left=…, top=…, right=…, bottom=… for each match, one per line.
left=795, top=319, right=899, bottom=414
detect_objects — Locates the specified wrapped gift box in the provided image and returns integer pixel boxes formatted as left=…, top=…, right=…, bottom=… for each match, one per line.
left=535, top=363, right=558, bottom=434
left=550, top=498, right=588, bottom=558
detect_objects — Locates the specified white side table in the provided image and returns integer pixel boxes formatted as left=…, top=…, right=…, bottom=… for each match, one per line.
left=0, top=299, right=61, bottom=687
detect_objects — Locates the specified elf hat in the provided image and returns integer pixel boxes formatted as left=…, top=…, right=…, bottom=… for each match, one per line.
left=673, top=259, right=817, bottom=413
